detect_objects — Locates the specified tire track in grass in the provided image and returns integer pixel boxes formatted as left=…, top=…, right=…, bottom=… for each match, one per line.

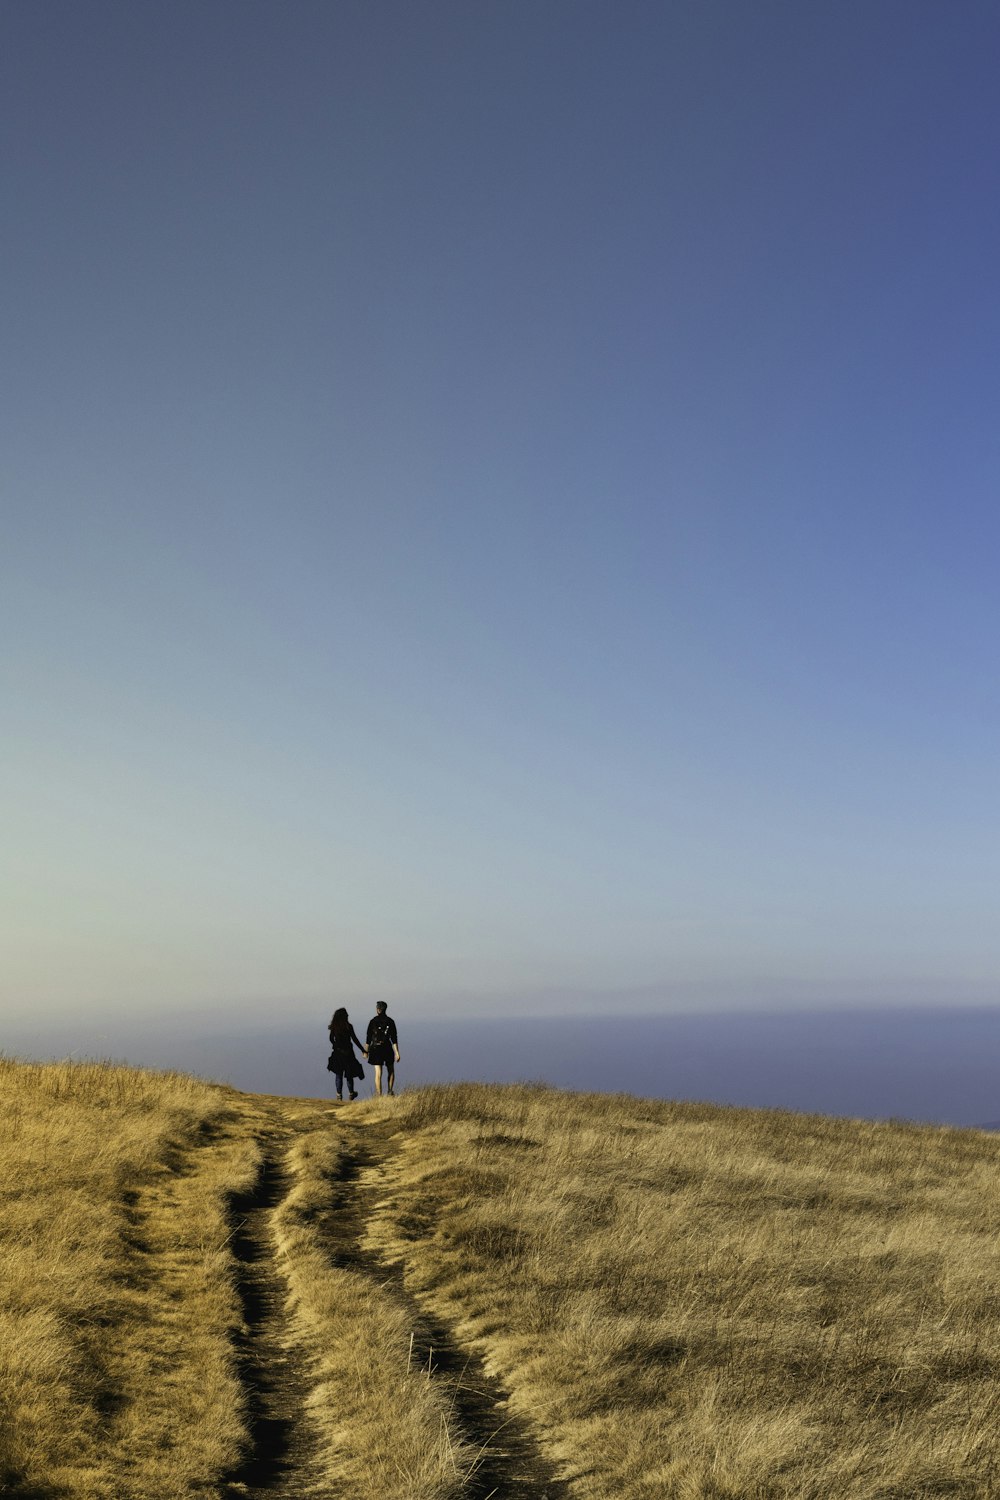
left=329, top=1117, right=571, bottom=1500
left=221, top=1115, right=318, bottom=1500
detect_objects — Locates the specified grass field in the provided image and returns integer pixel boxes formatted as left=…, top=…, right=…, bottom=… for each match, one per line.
left=3, top=1057, right=1000, bottom=1497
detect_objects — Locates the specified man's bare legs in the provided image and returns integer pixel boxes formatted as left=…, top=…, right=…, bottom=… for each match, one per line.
left=373, top=1054, right=400, bottom=1097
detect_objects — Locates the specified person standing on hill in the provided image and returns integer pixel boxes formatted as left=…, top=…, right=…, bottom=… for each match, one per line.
left=366, top=1001, right=400, bottom=1096
left=328, top=1007, right=365, bottom=1101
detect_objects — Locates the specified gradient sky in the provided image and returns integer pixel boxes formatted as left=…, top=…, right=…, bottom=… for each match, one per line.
left=4, top=2, right=1000, bottom=1029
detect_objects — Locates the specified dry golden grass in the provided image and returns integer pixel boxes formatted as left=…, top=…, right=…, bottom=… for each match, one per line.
left=0, top=1055, right=258, bottom=1497
left=367, top=1083, right=1000, bottom=1499
left=8, top=1057, right=1000, bottom=1498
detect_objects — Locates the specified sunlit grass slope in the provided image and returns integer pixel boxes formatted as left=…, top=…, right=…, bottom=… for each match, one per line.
left=370, top=1084, right=1000, bottom=1499
left=6, top=1057, right=1000, bottom=1498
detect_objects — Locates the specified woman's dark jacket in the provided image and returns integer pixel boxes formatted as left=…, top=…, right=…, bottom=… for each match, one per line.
left=328, top=1023, right=365, bottom=1079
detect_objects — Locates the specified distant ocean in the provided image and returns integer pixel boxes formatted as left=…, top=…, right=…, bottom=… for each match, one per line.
left=6, top=1007, right=1000, bottom=1128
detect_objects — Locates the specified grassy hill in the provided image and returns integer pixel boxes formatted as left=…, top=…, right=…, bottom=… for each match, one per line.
left=3, top=1059, right=1000, bottom=1498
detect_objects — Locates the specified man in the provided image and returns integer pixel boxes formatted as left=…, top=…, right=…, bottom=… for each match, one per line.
left=366, top=1001, right=401, bottom=1096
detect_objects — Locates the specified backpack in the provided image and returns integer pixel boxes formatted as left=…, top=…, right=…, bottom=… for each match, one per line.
left=369, top=1017, right=391, bottom=1049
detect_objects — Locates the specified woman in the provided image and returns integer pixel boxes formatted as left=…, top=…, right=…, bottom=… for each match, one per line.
left=328, top=1007, right=366, bottom=1101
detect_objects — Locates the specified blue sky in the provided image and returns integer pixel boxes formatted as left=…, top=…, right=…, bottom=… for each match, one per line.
left=4, top=1, right=1000, bottom=1028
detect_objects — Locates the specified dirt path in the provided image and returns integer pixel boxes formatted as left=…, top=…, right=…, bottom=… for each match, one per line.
left=326, top=1114, right=571, bottom=1500
left=208, top=1096, right=570, bottom=1498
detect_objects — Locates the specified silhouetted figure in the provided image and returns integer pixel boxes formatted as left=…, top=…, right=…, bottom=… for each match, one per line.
left=328, top=1007, right=365, bottom=1101
left=366, top=1001, right=400, bottom=1096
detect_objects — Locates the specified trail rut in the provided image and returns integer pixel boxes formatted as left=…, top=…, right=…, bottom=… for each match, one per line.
left=221, top=1118, right=318, bottom=1499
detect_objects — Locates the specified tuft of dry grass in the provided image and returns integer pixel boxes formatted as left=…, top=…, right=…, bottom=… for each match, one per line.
left=366, top=1083, right=1000, bottom=1499
left=0, top=1054, right=259, bottom=1498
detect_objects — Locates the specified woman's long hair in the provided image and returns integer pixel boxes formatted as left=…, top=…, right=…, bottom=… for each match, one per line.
left=330, top=1006, right=351, bottom=1040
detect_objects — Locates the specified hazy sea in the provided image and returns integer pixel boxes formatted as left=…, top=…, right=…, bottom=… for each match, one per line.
left=6, top=1007, right=1000, bottom=1128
